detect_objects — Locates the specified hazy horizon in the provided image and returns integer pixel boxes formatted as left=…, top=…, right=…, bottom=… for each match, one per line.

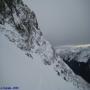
left=24, top=0, right=90, bottom=46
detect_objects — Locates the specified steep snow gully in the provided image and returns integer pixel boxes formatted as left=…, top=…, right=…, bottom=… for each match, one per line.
left=0, top=0, right=90, bottom=90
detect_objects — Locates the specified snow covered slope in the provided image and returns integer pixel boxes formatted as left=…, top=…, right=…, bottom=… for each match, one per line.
left=0, top=33, right=80, bottom=90
left=0, top=0, right=90, bottom=90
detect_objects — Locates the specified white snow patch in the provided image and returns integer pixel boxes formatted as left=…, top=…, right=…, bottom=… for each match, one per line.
left=0, top=34, right=79, bottom=90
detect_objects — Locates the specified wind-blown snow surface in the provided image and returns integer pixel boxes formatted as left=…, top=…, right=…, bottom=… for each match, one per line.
left=0, top=34, right=79, bottom=90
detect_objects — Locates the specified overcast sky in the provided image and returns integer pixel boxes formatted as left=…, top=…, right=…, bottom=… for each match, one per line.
left=24, top=0, right=90, bottom=46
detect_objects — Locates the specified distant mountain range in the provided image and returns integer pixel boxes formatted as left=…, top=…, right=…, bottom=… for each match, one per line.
left=56, top=45, right=90, bottom=83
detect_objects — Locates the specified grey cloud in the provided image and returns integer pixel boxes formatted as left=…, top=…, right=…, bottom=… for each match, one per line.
left=25, top=0, right=90, bottom=46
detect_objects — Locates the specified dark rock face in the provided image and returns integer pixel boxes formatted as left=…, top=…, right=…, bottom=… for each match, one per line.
left=0, top=0, right=42, bottom=50
left=0, top=0, right=23, bottom=12
left=65, top=60, right=90, bottom=83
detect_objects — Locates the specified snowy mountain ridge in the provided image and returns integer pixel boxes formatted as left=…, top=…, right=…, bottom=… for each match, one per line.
left=56, top=45, right=90, bottom=62
left=0, top=0, right=90, bottom=90
left=56, top=45, right=90, bottom=83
